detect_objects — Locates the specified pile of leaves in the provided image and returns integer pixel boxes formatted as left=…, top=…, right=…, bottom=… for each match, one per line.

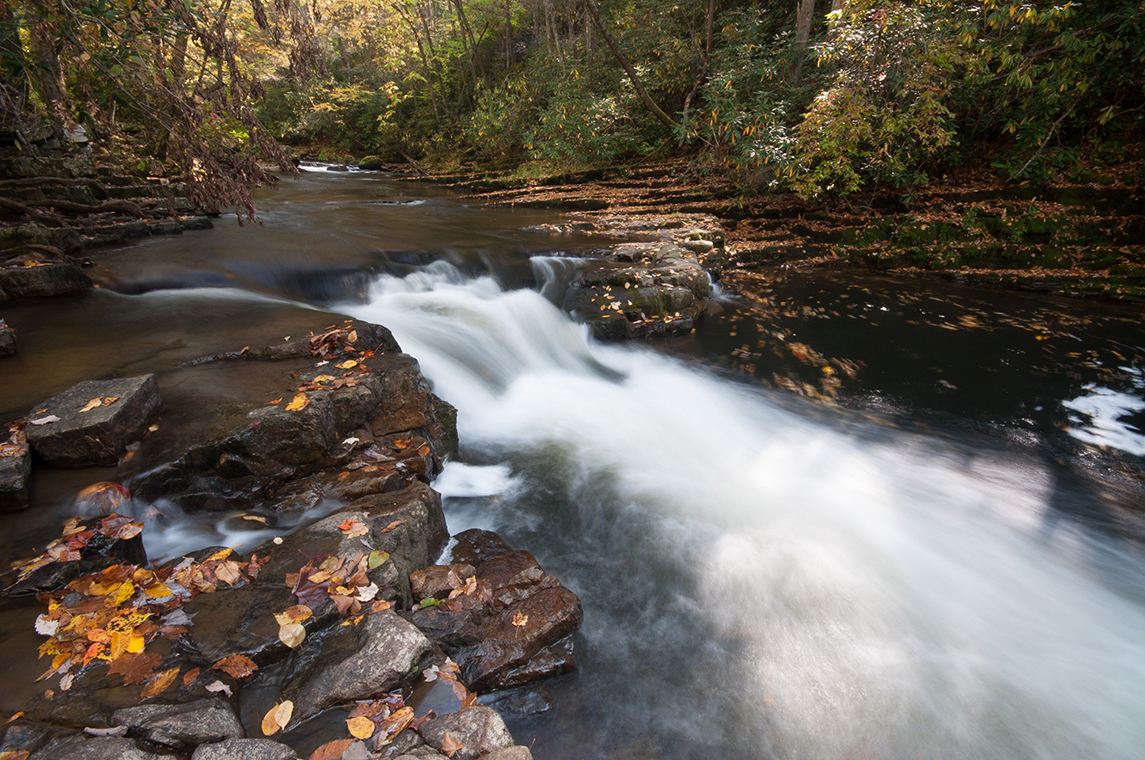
left=0, top=419, right=26, bottom=460
left=16, top=515, right=259, bottom=696
left=278, top=322, right=379, bottom=411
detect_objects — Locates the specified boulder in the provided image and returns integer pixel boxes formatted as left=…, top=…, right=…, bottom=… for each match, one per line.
left=0, top=262, right=91, bottom=300
left=444, top=530, right=583, bottom=692
left=28, top=734, right=172, bottom=760
left=177, top=583, right=324, bottom=666
left=26, top=374, right=161, bottom=467
left=418, top=707, right=514, bottom=760
left=358, top=156, right=384, bottom=171
left=6, top=512, right=147, bottom=595
left=111, top=698, right=243, bottom=749
left=282, top=610, right=432, bottom=725
left=0, top=318, right=15, bottom=355
left=191, top=739, right=300, bottom=760
left=456, top=588, right=582, bottom=692
left=258, top=481, right=449, bottom=608
left=483, top=748, right=534, bottom=760
left=0, top=419, right=31, bottom=511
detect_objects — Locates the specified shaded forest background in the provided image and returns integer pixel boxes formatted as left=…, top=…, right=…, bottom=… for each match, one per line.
left=2, top=0, right=1144, bottom=211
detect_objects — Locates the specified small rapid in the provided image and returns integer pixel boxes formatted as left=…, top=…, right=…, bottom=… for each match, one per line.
left=342, top=263, right=1145, bottom=759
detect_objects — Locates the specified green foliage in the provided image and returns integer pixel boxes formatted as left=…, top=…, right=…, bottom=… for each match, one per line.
left=791, top=0, right=959, bottom=199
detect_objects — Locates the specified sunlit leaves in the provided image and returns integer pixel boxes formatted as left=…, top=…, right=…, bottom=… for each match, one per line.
left=261, top=701, right=294, bottom=736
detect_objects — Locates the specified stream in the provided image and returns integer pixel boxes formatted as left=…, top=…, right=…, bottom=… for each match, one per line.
left=3, top=168, right=1145, bottom=759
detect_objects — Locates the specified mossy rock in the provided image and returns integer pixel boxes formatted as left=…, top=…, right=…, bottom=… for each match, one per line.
left=359, top=155, right=385, bottom=170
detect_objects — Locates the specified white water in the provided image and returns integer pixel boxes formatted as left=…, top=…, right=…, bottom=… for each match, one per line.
left=342, top=263, right=1145, bottom=759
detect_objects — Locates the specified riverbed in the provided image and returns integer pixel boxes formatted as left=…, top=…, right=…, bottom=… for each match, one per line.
left=2, top=168, right=1144, bottom=759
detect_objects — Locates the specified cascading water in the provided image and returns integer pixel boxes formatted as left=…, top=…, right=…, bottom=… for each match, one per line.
left=341, top=262, right=1145, bottom=759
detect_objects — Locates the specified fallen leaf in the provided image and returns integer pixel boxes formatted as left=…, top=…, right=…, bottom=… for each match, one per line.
left=378, top=519, right=406, bottom=534
left=83, top=725, right=128, bottom=737
left=308, top=739, right=354, bottom=760
left=342, top=436, right=360, bottom=446
left=79, top=397, right=104, bottom=413
left=440, top=732, right=464, bottom=758
left=378, top=705, right=414, bottom=739
left=101, top=396, right=119, bottom=406
left=97, top=513, right=143, bottom=540
left=335, top=360, right=358, bottom=369
left=339, top=519, right=369, bottom=539
left=0, top=749, right=30, bottom=760
left=5, top=712, right=24, bottom=725
left=284, top=393, right=310, bottom=412
left=141, top=666, right=179, bottom=698
left=273, top=605, right=314, bottom=625
left=108, top=652, right=163, bottom=685
left=278, top=621, right=305, bottom=649
left=29, top=415, right=60, bottom=425
left=262, top=701, right=293, bottom=736
left=346, top=715, right=375, bottom=740
left=354, top=583, right=379, bottom=603
left=204, top=680, right=232, bottom=697
left=212, top=654, right=258, bottom=680
left=370, top=599, right=393, bottom=613
left=213, top=561, right=244, bottom=586
left=183, top=667, right=200, bottom=686
left=512, top=611, right=529, bottom=628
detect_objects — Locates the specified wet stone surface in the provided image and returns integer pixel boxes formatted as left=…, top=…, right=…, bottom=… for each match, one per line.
left=25, top=374, right=161, bottom=467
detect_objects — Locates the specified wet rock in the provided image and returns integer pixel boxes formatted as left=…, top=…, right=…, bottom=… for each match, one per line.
left=358, top=156, right=384, bottom=171
left=26, top=374, right=161, bottom=467
left=476, top=550, right=561, bottom=607
left=177, top=583, right=331, bottom=666
left=418, top=706, right=514, bottom=760
left=28, top=735, right=173, bottom=760
left=483, top=747, right=534, bottom=760
left=283, top=609, right=432, bottom=725
left=410, top=564, right=476, bottom=602
left=259, top=481, right=449, bottom=608
left=449, top=529, right=513, bottom=566
left=148, top=221, right=183, bottom=236
left=457, top=588, right=582, bottom=692
left=484, top=685, right=554, bottom=718
left=0, top=319, right=15, bottom=355
left=0, top=261, right=91, bottom=300
left=0, top=422, right=31, bottom=512
left=403, top=592, right=487, bottom=649
left=191, top=738, right=300, bottom=760
left=112, top=698, right=243, bottom=749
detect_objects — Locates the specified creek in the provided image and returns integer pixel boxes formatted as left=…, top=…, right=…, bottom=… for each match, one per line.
left=2, top=168, right=1145, bottom=759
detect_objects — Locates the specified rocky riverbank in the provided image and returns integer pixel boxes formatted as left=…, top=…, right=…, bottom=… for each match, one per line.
left=0, top=316, right=576, bottom=760
left=396, top=162, right=1145, bottom=303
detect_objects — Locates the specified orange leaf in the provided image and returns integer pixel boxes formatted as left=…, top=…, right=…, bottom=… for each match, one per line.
left=308, top=739, right=353, bottom=760
left=378, top=519, right=407, bottom=534
left=284, top=393, right=309, bottom=412
left=141, top=666, right=179, bottom=698
left=335, top=360, right=358, bottom=369
left=183, top=667, right=200, bottom=686
left=346, top=715, right=375, bottom=740
left=212, top=654, right=258, bottom=680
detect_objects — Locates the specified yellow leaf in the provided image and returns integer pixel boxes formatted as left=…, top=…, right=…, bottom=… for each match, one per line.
left=104, top=582, right=135, bottom=607
left=335, top=360, right=358, bottom=369
left=140, top=666, right=180, bottom=699
left=284, top=393, right=310, bottom=411
left=127, top=634, right=145, bottom=654
left=262, top=701, right=293, bottom=736
left=346, top=715, right=375, bottom=740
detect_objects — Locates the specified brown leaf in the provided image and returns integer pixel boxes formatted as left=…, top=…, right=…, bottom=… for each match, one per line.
left=440, top=731, right=464, bottom=758
left=213, top=560, right=244, bottom=586
left=346, top=715, right=375, bottom=740
left=377, top=519, right=407, bottom=534
left=97, top=513, right=143, bottom=540
left=261, top=701, right=293, bottom=736
left=140, top=666, right=180, bottom=699
left=308, top=739, right=353, bottom=760
left=108, top=652, right=162, bottom=685
left=183, top=667, right=200, bottom=686
left=278, top=621, right=305, bottom=649
left=79, top=397, right=104, bottom=413
left=212, top=654, right=258, bottom=680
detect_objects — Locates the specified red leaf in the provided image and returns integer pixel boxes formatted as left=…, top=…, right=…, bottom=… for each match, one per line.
left=211, top=654, right=258, bottom=680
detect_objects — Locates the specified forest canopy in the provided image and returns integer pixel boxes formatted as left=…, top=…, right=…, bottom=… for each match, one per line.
left=3, top=0, right=1143, bottom=207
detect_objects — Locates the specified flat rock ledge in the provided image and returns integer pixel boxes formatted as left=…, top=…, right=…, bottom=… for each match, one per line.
left=25, top=374, right=162, bottom=467
left=1, top=318, right=569, bottom=760
left=529, top=212, right=726, bottom=341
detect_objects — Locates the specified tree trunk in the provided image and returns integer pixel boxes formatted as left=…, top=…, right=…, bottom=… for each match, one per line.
left=787, top=0, right=814, bottom=85
left=583, top=0, right=678, bottom=129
